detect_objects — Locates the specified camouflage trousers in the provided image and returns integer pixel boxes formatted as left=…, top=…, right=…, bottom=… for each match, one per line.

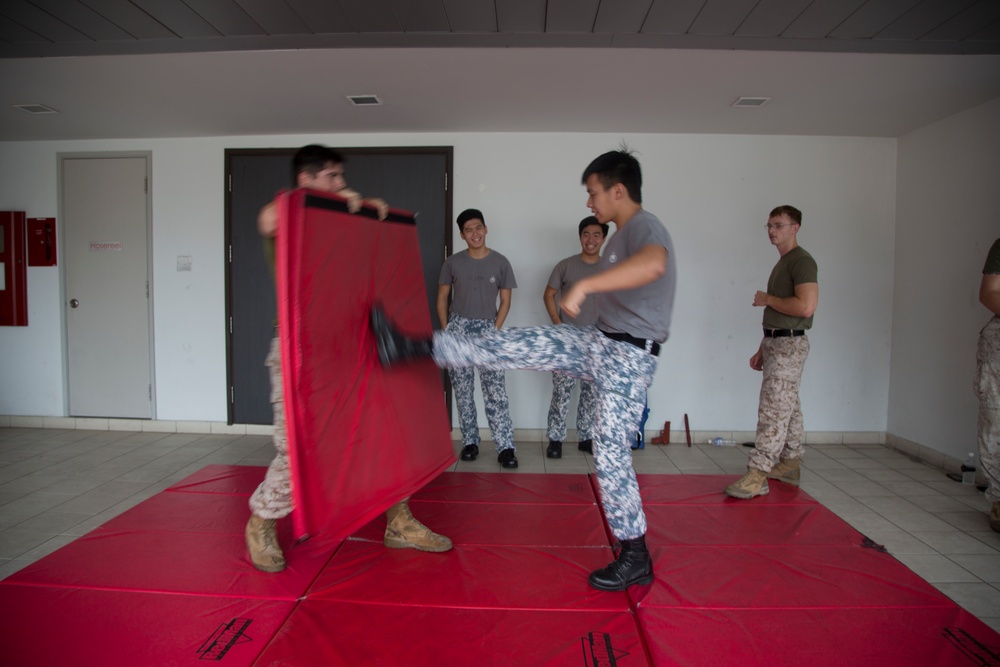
left=749, top=335, right=809, bottom=472
left=249, top=335, right=294, bottom=520
left=976, top=316, right=1000, bottom=503
left=434, top=324, right=657, bottom=540
left=446, top=315, right=514, bottom=452
left=547, top=371, right=597, bottom=442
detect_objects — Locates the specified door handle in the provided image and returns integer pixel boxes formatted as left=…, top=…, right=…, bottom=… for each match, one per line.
left=70, top=299, right=79, bottom=308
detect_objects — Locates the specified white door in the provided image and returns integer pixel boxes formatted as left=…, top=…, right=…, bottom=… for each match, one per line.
left=63, top=156, right=153, bottom=418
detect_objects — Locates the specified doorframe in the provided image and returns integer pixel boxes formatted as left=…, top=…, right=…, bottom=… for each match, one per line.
left=223, top=146, right=455, bottom=426
left=57, top=151, right=156, bottom=419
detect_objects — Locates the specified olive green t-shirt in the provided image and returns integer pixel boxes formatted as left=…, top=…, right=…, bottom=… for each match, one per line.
left=984, top=238, right=1000, bottom=274
left=762, top=245, right=818, bottom=330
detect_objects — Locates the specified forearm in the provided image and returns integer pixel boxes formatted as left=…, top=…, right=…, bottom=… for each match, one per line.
left=495, top=294, right=511, bottom=329
left=436, top=287, right=450, bottom=329
left=543, top=289, right=561, bottom=324
left=576, top=245, right=666, bottom=298
left=761, top=295, right=813, bottom=318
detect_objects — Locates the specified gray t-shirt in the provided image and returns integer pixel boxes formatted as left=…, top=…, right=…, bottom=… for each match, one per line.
left=596, top=209, right=676, bottom=343
left=547, top=254, right=603, bottom=326
left=439, top=249, right=517, bottom=320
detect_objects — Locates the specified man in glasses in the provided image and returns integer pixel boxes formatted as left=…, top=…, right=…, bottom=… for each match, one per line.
left=726, top=205, right=818, bottom=499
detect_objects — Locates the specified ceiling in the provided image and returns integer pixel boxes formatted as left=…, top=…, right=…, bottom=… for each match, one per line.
left=1, top=0, right=1000, bottom=141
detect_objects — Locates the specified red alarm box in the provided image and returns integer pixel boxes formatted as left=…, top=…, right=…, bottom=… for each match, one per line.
left=27, top=218, right=57, bottom=267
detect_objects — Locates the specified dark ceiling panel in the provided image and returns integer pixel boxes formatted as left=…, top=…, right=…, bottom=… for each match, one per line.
left=181, top=0, right=264, bottom=36
left=236, top=0, right=310, bottom=35
left=339, top=0, right=400, bottom=32
left=130, top=0, right=218, bottom=38
left=594, top=0, right=653, bottom=34
left=1, top=0, right=91, bottom=42
left=829, top=0, right=922, bottom=39
left=782, top=0, right=867, bottom=38
left=969, top=18, right=1000, bottom=40
left=642, top=0, right=704, bottom=34
left=285, top=0, right=353, bottom=33
left=690, top=0, right=759, bottom=35
left=497, top=0, right=545, bottom=32
left=922, top=0, right=1000, bottom=41
left=547, top=0, right=599, bottom=32
left=391, top=0, right=450, bottom=32
left=876, top=0, right=977, bottom=40
left=442, top=0, right=496, bottom=32
left=736, top=0, right=813, bottom=37
left=0, top=13, right=48, bottom=42
left=30, top=0, right=133, bottom=41
left=79, top=0, right=177, bottom=39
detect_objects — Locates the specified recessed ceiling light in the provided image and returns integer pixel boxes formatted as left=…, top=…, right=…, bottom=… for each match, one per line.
left=732, top=97, right=770, bottom=108
left=347, top=95, right=383, bottom=107
left=13, top=103, right=59, bottom=114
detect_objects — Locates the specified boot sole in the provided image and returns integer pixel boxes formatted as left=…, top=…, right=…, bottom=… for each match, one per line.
left=724, top=485, right=770, bottom=500
left=249, top=559, right=286, bottom=573
left=384, top=537, right=452, bottom=552
left=588, top=572, right=654, bottom=591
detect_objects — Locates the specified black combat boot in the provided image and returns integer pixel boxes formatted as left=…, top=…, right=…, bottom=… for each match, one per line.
left=588, top=535, right=653, bottom=591
left=370, top=305, right=434, bottom=366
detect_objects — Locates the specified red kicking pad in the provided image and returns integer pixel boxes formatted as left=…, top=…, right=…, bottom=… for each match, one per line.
left=350, top=499, right=608, bottom=547
left=7, top=528, right=339, bottom=600
left=412, top=471, right=598, bottom=505
left=632, top=544, right=956, bottom=610
left=308, top=540, right=629, bottom=612
left=166, top=464, right=266, bottom=496
left=275, top=189, right=455, bottom=542
left=0, top=583, right=294, bottom=667
left=638, top=473, right=817, bottom=506
left=255, top=600, right=650, bottom=666
left=643, top=503, right=862, bottom=546
left=639, top=606, right=1000, bottom=667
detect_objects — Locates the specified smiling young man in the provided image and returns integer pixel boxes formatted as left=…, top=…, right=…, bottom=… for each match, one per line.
left=543, top=216, right=608, bottom=458
left=726, top=205, right=818, bottom=500
left=246, top=144, right=451, bottom=573
left=372, top=149, right=677, bottom=591
left=437, top=209, right=518, bottom=468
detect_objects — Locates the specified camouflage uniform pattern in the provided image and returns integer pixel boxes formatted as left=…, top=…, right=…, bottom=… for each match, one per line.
left=547, top=372, right=597, bottom=442
left=446, top=314, right=515, bottom=453
left=749, top=335, right=810, bottom=472
left=434, top=324, right=657, bottom=539
left=976, top=316, right=1000, bottom=503
left=249, top=335, right=294, bottom=520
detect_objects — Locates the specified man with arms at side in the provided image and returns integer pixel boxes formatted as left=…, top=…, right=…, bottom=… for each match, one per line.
left=247, top=144, right=451, bottom=573
left=543, top=216, right=608, bottom=458
left=976, top=237, right=1000, bottom=532
left=437, top=209, right=519, bottom=468
left=726, top=205, right=818, bottom=499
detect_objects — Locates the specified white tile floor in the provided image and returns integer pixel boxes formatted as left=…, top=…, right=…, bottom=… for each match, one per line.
left=1, top=427, right=998, bottom=632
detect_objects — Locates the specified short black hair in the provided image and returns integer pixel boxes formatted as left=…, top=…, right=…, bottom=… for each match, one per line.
left=579, top=216, right=608, bottom=237
left=769, top=205, right=802, bottom=226
left=456, top=208, right=485, bottom=232
left=292, top=144, right=344, bottom=185
left=581, top=149, right=642, bottom=204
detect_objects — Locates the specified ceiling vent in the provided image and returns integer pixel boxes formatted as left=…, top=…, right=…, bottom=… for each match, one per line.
left=13, top=103, right=59, bottom=114
left=732, top=97, right=771, bottom=108
left=347, top=95, right=383, bottom=106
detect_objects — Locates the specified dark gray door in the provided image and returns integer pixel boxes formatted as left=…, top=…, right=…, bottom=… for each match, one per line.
left=226, top=148, right=452, bottom=425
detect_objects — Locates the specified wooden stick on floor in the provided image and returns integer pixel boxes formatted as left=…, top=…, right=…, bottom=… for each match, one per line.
left=684, top=413, right=691, bottom=447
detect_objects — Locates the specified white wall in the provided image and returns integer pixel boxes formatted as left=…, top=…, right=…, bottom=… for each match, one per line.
left=889, top=97, right=1000, bottom=462
left=0, top=131, right=897, bottom=436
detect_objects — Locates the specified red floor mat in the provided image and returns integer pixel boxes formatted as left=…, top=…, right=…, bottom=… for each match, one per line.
left=2, top=466, right=999, bottom=667
left=638, top=472, right=817, bottom=505
left=349, top=499, right=608, bottom=546
left=255, top=601, right=650, bottom=667
left=640, top=606, right=1000, bottom=667
left=0, top=583, right=295, bottom=667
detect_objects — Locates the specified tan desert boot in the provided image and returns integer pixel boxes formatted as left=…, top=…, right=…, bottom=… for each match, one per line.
left=384, top=500, right=453, bottom=552
left=725, top=468, right=770, bottom=499
left=246, top=514, right=286, bottom=573
left=767, top=458, right=801, bottom=486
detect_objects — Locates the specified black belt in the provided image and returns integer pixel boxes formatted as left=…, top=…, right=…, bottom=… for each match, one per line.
left=763, top=328, right=805, bottom=338
left=600, top=330, right=660, bottom=356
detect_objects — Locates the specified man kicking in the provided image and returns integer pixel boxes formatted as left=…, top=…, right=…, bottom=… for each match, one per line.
left=372, top=149, right=676, bottom=591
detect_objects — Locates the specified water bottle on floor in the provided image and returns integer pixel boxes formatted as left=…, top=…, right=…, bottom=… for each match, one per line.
left=708, top=437, right=736, bottom=447
left=962, top=452, right=977, bottom=485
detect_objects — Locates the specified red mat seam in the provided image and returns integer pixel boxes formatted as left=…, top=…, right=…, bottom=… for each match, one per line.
left=0, top=579, right=305, bottom=601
